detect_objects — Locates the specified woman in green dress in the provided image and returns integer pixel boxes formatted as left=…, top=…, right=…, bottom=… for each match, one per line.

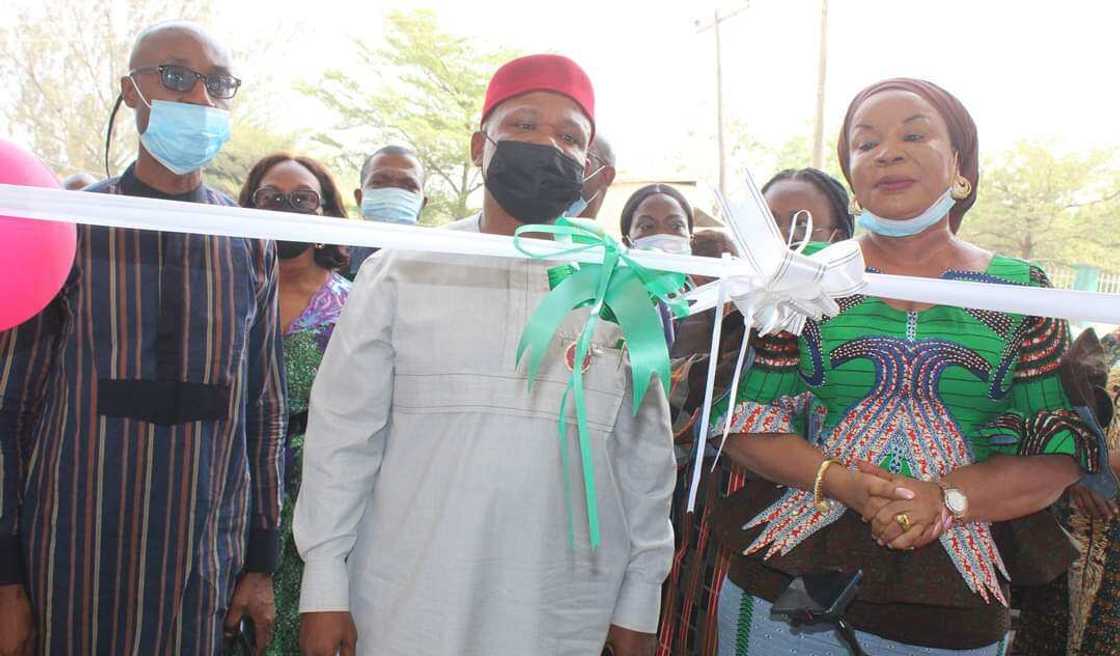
left=238, top=154, right=353, bottom=655
left=710, top=78, right=1113, bottom=655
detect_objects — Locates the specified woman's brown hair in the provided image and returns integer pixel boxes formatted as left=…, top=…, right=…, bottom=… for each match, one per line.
left=238, top=153, right=351, bottom=270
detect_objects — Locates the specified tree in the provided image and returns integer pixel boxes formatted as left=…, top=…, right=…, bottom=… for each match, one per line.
left=206, top=107, right=299, bottom=198
left=728, top=122, right=845, bottom=188
left=301, top=10, right=518, bottom=225
left=960, top=141, right=1120, bottom=269
left=0, top=0, right=296, bottom=194
left=0, top=0, right=214, bottom=178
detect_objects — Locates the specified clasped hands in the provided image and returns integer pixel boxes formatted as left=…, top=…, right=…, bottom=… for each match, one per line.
left=824, top=460, right=953, bottom=551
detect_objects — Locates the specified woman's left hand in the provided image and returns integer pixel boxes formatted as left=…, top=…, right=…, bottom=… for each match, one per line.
left=858, top=463, right=948, bottom=549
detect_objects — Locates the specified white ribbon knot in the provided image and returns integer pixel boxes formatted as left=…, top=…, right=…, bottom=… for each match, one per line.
left=683, top=177, right=871, bottom=512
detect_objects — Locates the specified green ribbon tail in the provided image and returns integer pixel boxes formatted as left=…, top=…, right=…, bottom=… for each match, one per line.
left=571, top=317, right=602, bottom=548
left=563, top=247, right=619, bottom=550
left=516, top=265, right=600, bottom=387
left=606, top=270, right=674, bottom=412
left=557, top=384, right=577, bottom=549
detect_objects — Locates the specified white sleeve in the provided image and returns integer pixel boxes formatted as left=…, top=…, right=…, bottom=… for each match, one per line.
left=294, top=253, right=396, bottom=613
left=607, top=376, right=676, bottom=633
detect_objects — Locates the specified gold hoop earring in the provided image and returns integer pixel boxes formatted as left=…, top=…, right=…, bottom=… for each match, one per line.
left=848, top=196, right=863, bottom=215
left=951, top=175, right=972, bottom=200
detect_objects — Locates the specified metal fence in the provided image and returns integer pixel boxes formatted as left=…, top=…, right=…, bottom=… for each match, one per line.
left=1038, top=262, right=1120, bottom=294
left=1101, top=272, right=1120, bottom=294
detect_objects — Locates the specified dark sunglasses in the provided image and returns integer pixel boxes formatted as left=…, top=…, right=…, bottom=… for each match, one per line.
left=131, top=64, right=242, bottom=100
left=252, top=187, right=322, bottom=213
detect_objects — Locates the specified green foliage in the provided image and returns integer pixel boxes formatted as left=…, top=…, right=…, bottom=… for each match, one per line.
left=730, top=122, right=845, bottom=188
left=300, top=10, right=518, bottom=225
left=960, top=141, right=1120, bottom=270
left=0, top=0, right=296, bottom=197
left=0, top=0, right=215, bottom=178
left=206, top=86, right=299, bottom=198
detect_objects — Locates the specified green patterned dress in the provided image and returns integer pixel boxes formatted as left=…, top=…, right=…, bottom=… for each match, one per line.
left=711, top=249, right=1107, bottom=652
left=269, top=272, right=351, bottom=655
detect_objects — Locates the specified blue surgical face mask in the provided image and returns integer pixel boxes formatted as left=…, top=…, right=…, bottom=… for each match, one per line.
left=856, top=187, right=956, bottom=238
left=565, top=189, right=597, bottom=217
left=564, top=164, right=607, bottom=217
left=131, top=78, right=230, bottom=175
left=360, top=186, right=423, bottom=224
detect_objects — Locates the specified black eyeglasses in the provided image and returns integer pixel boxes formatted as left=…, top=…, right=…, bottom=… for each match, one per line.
left=252, top=187, right=322, bottom=213
left=131, top=64, right=242, bottom=100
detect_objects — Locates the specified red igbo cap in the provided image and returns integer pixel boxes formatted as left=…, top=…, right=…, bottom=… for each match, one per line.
left=481, top=54, right=595, bottom=138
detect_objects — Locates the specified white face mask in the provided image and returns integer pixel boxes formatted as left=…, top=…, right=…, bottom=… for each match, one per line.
left=632, top=234, right=692, bottom=255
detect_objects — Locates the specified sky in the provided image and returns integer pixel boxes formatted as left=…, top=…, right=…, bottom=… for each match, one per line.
left=3, top=0, right=1118, bottom=183
left=204, top=0, right=1120, bottom=184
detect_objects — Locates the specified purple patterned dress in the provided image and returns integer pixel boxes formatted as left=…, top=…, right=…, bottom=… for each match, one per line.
left=270, top=271, right=351, bottom=655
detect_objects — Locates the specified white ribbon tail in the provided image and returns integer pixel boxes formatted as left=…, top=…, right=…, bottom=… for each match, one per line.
left=712, top=304, right=753, bottom=470
left=686, top=279, right=728, bottom=513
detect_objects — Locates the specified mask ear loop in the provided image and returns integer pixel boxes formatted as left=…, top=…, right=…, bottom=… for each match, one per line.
left=127, top=75, right=153, bottom=109
left=567, top=162, right=607, bottom=214
left=104, top=94, right=124, bottom=179
left=105, top=77, right=152, bottom=178
left=788, top=209, right=814, bottom=254
left=478, top=131, right=500, bottom=184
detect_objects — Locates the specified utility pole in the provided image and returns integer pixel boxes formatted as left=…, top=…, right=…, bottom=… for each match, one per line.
left=714, top=11, right=725, bottom=194
left=696, top=3, right=748, bottom=195
left=811, top=0, right=829, bottom=169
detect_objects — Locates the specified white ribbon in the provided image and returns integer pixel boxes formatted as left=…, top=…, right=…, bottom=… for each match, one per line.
left=1, top=184, right=1115, bottom=323
left=1, top=181, right=1119, bottom=515
left=0, top=184, right=740, bottom=277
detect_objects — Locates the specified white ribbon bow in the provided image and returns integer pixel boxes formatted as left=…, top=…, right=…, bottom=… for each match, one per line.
left=687, top=239, right=866, bottom=335
left=683, top=176, right=869, bottom=512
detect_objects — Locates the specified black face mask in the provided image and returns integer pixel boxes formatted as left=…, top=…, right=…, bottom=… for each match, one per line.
left=483, top=139, right=584, bottom=224
left=277, top=241, right=312, bottom=260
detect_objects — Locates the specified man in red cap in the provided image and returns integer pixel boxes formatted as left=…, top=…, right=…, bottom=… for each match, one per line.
left=294, top=54, right=673, bottom=656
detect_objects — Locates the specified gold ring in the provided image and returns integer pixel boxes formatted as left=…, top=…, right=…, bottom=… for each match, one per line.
left=895, top=512, right=913, bottom=532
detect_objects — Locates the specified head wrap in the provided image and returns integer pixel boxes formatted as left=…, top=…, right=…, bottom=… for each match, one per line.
left=836, top=78, right=978, bottom=232
left=481, top=54, right=595, bottom=138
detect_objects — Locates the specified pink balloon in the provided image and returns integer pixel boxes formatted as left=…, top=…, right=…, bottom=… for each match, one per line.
left=0, top=139, right=77, bottom=330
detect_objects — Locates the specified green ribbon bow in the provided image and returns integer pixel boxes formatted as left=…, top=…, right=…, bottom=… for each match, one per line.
left=513, top=217, right=688, bottom=548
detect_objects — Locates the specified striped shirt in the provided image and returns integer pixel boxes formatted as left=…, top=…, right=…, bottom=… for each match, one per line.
left=0, top=164, right=286, bottom=655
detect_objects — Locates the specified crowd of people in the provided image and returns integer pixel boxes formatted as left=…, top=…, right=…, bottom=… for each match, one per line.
left=1, top=18, right=1118, bottom=656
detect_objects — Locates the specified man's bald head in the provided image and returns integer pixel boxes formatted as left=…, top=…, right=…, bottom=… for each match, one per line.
left=128, top=21, right=230, bottom=71
left=120, top=19, right=235, bottom=137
